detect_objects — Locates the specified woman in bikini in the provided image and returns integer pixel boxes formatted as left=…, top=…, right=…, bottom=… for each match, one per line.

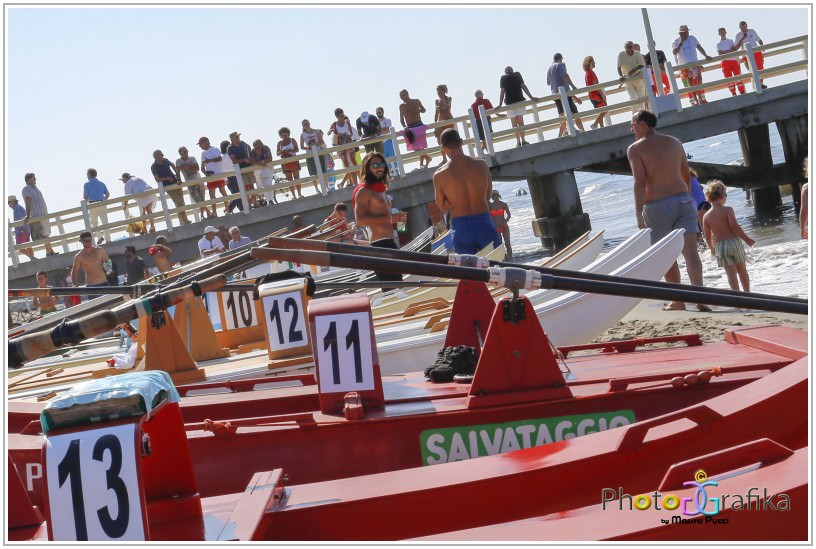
left=277, top=127, right=303, bottom=199
left=327, top=108, right=358, bottom=187
left=434, top=84, right=454, bottom=164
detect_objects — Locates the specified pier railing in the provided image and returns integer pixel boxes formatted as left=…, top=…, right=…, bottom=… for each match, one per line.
left=7, top=35, right=808, bottom=266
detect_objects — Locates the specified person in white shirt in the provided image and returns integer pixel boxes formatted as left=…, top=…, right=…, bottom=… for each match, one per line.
left=376, top=107, right=399, bottom=177
left=716, top=27, right=746, bottom=96
left=228, top=226, right=252, bottom=249
left=198, top=136, right=230, bottom=216
left=198, top=225, right=225, bottom=258
left=672, top=25, right=712, bottom=106
left=734, top=20, right=766, bottom=88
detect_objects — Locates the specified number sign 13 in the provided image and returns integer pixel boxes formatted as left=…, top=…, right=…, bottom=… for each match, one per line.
left=45, top=423, right=146, bottom=541
left=314, top=311, right=375, bottom=393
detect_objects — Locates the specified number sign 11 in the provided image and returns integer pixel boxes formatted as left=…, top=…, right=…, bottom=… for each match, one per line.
left=313, top=311, right=375, bottom=393
left=45, top=423, right=146, bottom=541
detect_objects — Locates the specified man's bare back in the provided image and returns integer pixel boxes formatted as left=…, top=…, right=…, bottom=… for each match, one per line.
left=433, top=154, right=492, bottom=218
left=72, top=247, right=109, bottom=285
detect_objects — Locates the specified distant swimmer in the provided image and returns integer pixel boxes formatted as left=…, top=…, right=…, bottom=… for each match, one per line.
left=489, top=190, right=513, bottom=260
left=433, top=129, right=501, bottom=255
left=627, top=109, right=709, bottom=312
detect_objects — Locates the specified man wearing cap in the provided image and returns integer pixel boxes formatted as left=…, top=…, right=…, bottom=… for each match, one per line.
left=356, top=111, right=383, bottom=154
left=198, top=225, right=226, bottom=258
left=498, top=66, right=537, bottom=147
left=547, top=53, right=586, bottom=137
left=617, top=41, right=647, bottom=114
left=735, top=20, right=766, bottom=89
left=150, top=149, right=190, bottom=225
left=672, top=25, right=712, bottom=106
left=227, top=131, right=256, bottom=210
left=83, top=168, right=111, bottom=244
left=8, top=195, right=35, bottom=260
left=121, top=173, right=157, bottom=233
left=488, top=190, right=513, bottom=259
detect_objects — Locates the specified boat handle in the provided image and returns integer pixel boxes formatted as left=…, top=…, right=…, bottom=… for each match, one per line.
left=657, top=438, right=794, bottom=491
left=617, top=405, right=723, bottom=451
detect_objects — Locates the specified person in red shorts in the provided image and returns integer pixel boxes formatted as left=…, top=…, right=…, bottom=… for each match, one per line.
left=198, top=136, right=229, bottom=216
left=735, top=20, right=766, bottom=89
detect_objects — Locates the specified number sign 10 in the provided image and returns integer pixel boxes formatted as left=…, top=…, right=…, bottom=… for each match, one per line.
left=45, top=423, right=146, bottom=541
left=222, top=290, right=259, bottom=331
left=262, top=291, right=308, bottom=351
left=314, top=311, right=375, bottom=393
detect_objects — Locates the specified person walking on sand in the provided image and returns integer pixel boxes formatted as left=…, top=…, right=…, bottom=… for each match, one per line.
left=489, top=190, right=513, bottom=259
left=433, top=129, right=501, bottom=255
left=702, top=180, right=755, bottom=294
left=627, top=109, right=709, bottom=312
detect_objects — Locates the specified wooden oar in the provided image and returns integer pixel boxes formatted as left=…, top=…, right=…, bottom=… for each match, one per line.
left=8, top=274, right=227, bottom=369
left=250, top=248, right=809, bottom=315
left=267, top=236, right=807, bottom=306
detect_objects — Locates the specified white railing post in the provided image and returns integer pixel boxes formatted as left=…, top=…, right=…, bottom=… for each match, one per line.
left=665, top=62, right=683, bottom=112
left=802, top=37, right=808, bottom=60
left=312, top=145, right=328, bottom=196
left=745, top=44, right=763, bottom=94
left=389, top=127, right=406, bottom=178
left=467, top=108, right=485, bottom=160
left=8, top=222, right=19, bottom=266
left=80, top=199, right=92, bottom=234
left=157, top=184, right=174, bottom=232
left=55, top=215, right=69, bottom=253
left=461, top=120, right=475, bottom=157
left=478, top=104, right=495, bottom=156
left=643, top=71, right=656, bottom=114
left=233, top=165, right=250, bottom=214
left=559, top=86, right=576, bottom=137
left=531, top=100, right=545, bottom=141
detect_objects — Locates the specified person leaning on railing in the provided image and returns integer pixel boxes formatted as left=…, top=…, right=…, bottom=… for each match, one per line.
left=150, top=149, right=190, bottom=225
left=121, top=173, right=157, bottom=234
left=21, top=172, right=57, bottom=256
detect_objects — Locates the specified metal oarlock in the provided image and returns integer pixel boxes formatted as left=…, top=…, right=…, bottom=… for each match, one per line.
left=487, top=267, right=542, bottom=292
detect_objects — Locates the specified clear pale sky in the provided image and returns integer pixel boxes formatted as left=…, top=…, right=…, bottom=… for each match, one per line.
left=5, top=4, right=809, bottom=212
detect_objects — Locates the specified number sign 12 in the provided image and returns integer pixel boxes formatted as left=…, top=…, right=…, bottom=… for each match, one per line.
left=314, top=311, right=375, bottom=393
left=45, top=423, right=145, bottom=541
left=262, top=291, right=308, bottom=351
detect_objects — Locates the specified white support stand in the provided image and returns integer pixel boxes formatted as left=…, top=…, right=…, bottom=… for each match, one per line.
left=233, top=165, right=250, bottom=214
left=157, top=185, right=174, bottom=233
left=8, top=223, right=19, bottom=266
left=665, top=62, right=684, bottom=112
left=311, top=145, right=328, bottom=196
left=467, top=108, right=484, bottom=160
left=745, top=44, right=764, bottom=94
left=478, top=104, right=495, bottom=157
left=389, top=127, right=406, bottom=178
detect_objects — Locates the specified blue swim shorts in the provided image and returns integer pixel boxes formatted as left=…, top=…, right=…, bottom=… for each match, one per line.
left=451, top=212, right=502, bottom=255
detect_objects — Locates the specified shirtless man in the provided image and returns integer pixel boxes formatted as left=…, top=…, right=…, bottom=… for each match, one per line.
left=433, top=129, right=501, bottom=254
left=71, top=231, right=111, bottom=287
left=398, top=89, right=432, bottom=169
left=353, top=152, right=406, bottom=287
left=627, top=110, right=708, bottom=311
left=149, top=235, right=173, bottom=273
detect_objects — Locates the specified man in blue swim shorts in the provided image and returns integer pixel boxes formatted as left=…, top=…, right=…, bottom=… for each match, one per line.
left=628, top=109, right=709, bottom=312
left=433, top=129, right=502, bottom=255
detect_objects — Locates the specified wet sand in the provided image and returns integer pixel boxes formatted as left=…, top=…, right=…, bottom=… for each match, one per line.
left=594, top=299, right=809, bottom=343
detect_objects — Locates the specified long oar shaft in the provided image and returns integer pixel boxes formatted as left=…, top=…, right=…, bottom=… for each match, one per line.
left=8, top=274, right=227, bottom=369
left=267, top=236, right=806, bottom=306
left=250, top=248, right=808, bottom=315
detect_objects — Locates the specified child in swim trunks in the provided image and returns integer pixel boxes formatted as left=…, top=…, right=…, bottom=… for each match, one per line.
left=702, top=180, right=755, bottom=293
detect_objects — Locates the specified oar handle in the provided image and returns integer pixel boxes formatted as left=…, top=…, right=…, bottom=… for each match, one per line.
left=8, top=274, right=226, bottom=369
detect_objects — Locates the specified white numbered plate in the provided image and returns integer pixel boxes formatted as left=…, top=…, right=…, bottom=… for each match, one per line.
left=314, top=311, right=375, bottom=393
left=221, top=290, right=259, bottom=330
left=45, top=423, right=145, bottom=541
left=263, top=291, right=308, bottom=350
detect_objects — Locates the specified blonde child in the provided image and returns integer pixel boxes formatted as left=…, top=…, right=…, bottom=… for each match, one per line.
left=702, top=180, right=755, bottom=292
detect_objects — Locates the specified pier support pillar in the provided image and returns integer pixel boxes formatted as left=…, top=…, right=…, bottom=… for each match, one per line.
left=527, top=171, right=591, bottom=251
left=776, top=115, right=808, bottom=215
left=404, top=204, right=429, bottom=244
left=738, top=124, right=781, bottom=213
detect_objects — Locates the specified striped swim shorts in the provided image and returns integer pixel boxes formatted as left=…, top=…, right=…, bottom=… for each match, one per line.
left=714, top=238, right=747, bottom=268
left=642, top=192, right=699, bottom=244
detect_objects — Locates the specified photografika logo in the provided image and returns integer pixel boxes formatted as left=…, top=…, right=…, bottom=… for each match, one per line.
left=601, top=469, right=791, bottom=525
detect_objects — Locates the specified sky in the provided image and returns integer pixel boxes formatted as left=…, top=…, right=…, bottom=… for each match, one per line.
left=4, top=3, right=810, bottom=214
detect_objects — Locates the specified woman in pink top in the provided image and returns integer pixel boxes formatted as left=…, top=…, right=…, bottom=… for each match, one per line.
left=582, top=56, right=608, bottom=129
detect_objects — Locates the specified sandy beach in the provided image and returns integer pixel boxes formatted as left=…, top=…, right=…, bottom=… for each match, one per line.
left=594, top=298, right=809, bottom=343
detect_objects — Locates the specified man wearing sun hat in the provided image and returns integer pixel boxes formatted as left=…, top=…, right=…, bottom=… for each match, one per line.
left=672, top=24, right=712, bottom=106
left=198, top=225, right=225, bottom=258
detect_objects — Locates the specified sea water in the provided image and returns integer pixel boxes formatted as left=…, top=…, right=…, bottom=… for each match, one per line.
left=494, top=130, right=810, bottom=300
